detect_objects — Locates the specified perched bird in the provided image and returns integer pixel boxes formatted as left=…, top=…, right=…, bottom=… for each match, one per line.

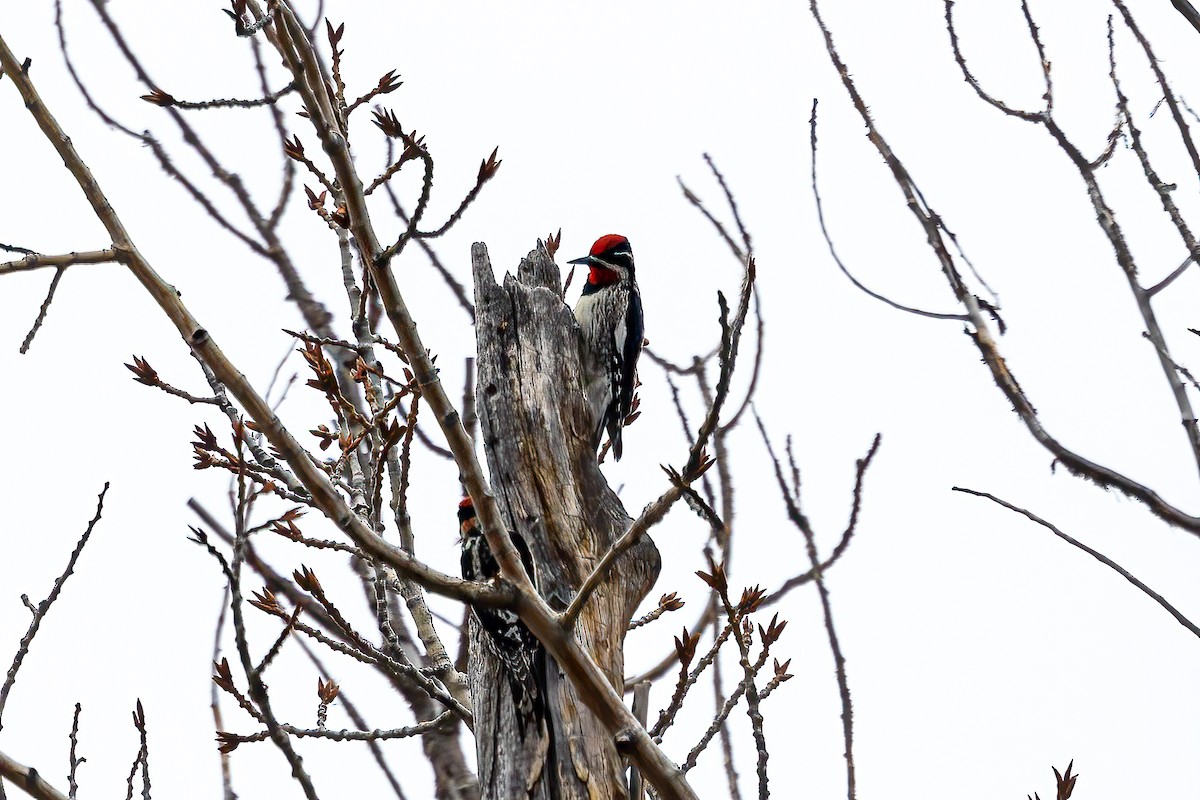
left=570, top=234, right=644, bottom=461
left=457, top=496, right=547, bottom=736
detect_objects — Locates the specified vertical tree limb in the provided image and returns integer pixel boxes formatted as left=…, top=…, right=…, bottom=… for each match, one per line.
left=471, top=243, right=662, bottom=799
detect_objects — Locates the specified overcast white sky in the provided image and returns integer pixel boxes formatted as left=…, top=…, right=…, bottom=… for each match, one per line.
left=4, top=1, right=1200, bottom=798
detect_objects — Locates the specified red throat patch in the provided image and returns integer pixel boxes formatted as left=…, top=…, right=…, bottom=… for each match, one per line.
left=590, top=233, right=628, bottom=257
left=587, top=266, right=620, bottom=286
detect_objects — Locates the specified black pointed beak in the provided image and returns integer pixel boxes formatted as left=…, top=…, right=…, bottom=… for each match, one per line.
left=567, top=255, right=594, bottom=266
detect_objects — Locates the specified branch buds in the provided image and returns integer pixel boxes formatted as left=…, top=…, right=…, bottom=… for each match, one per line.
left=736, top=585, right=765, bottom=615
left=317, top=676, right=340, bottom=704
left=478, top=147, right=502, bottom=182
left=191, top=423, right=220, bottom=470
left=283, top=135, right=306, bottom=162
left=695, top=556, right=728, bottom=595
left=659, top=592, right=685, bottom=612
left=212, top=657, right=236, bottom=693
left=758, top=612, right=787, bottom=646
left=371, top=108, right=405, bottom=139
left=624, top=393, right=642, bottom=426
left=544, top=228, right=561, bottom=260
left=673, top=626, right=700, bottom=669
left=309, top=424, right=337, bottom=451
left=249, top=588, right=283, bottom=615
left=686, top=447, right=716, bottom=481
left=325, top=20, right=345, bottom=51
left=140, top=89, right=175, bottom=107
left=378, top=417, right=406, bottom=451
left=304, top=185, right=327, bottom=210
left=215, top=730, right=240, bottom=753
left=1052, top=761, right=1078, bottom=800
left=300, top=341, right=337, bottom=395
left=271, top=517, right=304, bottom=542
left=293, top=564, right=322, bottom=594
left=194, top=424, right=217, bottom=449
left=375, top=69, right=402, bottom=95
left=125, top=355, right=159, bottom=386
left=223, top=0, right=249, bottom=36
left=316, top=675, right=338, bottom=731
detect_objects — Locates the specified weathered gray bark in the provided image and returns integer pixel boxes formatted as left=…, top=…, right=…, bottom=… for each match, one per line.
left=471, top=243, right=661, bottom=800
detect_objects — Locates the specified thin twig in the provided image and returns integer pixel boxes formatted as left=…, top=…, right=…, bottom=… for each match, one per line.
left=758, top=414, right=879, bottom=800
left=67, top=703, right=83, bottom=800
left=218, top=712, right=453, bottom=749
left=650, top=615, right=738, bottom=740
left=1146, top=255, right=1195, bottom=297
left=209, top=595, right=236, bottom=800
left=703, top=153, right=752, bottom=256
left=19, top=267, right=65, bottom=353
left=294, top=639, right=409, bottom=800
left=131, top=701, right=150, bottom=800
left=711, top=634, right=743, bottom=800
left=1114, top=0, right=1200, bottom=185
left=225, top=424, right=321, bottom=800
left=0, top=484, right=109, bottom=731
left=628, top=594, right=685, bottom=631
left=954, top=487, right=1200, bottom=638
left=382, top=173, right=475, bottom=321
left=811, top=101, right=968, bottom=322
left=144, top=81, right=295, bottom=110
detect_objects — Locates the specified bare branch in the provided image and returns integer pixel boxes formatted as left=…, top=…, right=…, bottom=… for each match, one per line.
left=218, top=712, right=453, bottom=750
left=125, top=356, right=222, bottom=405
left=140, top=82, right=294, bottom=110
left=0, top=750, right=69, bottom=800
left=943, top=0, right=1045, bottom=121
left=1108, top=18, right=1200, bottom=305
left=130, top=701, right=150, bottom=800
left=1146, top=255, right=1195, bottom=298
left=381, top=169, right=475, bottom=321
left=87, top=0, right=337, bottom=334
left=758, top=416, right=880, bottom=800
left=18, top=267, right=65, bottom=354
left=67, top=704, right=83, bottom=800
left=810, top=100, right=969, bottom=322
left=650, top=615, right=737, bottom=740
left=628, top=593, right=686, bottom=631
left=225, top=455, right=320, bottom=800
left=0, top=484, right=108, bottom=732
left=1114, top=0, right=1200, bottom=185
left=813, top=0, right=1200, bottom=532
left=1175, top=0, right=1200, bottom=34
left=561, top=484, right=684, bottom=629
left=679, top=176, right=745, bottom=262
left=0, top=249, right=115, bottom=276
left=703, top=153, right=752, bottom=256
left=954, top=487, right=1200, bottom=638
left=295, top=640, right=410, bottom=800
